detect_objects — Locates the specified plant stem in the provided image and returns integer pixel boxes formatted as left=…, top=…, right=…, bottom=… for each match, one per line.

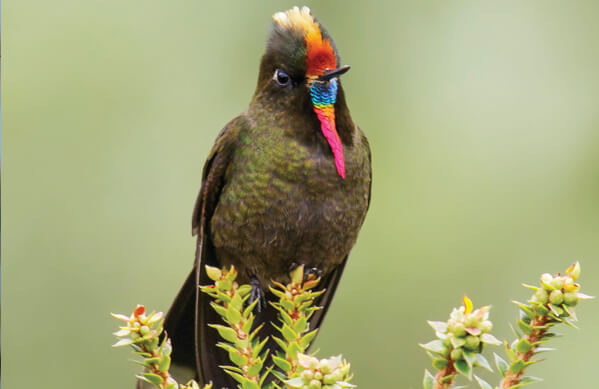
left=434, top=359, right=456, bottom=389
left=500, top=316, right=548, bottom=389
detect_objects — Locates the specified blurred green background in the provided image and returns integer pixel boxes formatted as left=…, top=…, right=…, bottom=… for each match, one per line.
left=3, top=1, right=599, bottom=388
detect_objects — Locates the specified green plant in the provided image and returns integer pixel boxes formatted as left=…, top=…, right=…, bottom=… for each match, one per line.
left=421, top=262, right=592, bottom=389
left=113, top=265, right=354, bottom=389
left=113, top=262, right=591, bottom=389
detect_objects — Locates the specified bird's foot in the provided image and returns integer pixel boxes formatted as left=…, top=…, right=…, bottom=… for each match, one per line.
left=304, top=267, right=323, bottom=281
left=289, top=263, right=322, bottom=282
left=250, top=276, right=266, bottom=313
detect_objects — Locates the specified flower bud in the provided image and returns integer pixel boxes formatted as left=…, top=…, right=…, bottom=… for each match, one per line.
left=564, top=292, right=579, bottom=306
left=314, top=372, right=322, bottom=381
left=319, top=360, right=331, bottom=374
left=448, top=321, right=467, bottom=337
left=309, top=379, right=321, bottom=389
left=323, top=374, right=336, bottom=385
left=464, top=335, right=481, bottom=351
left=464, top=314, right=480, bottom=329
left=450, top=348, right=463, bottom=361
left=443, top=336, right=452, bottom=347
left=301, top=370, right=314, bottom=382
left=566, top=262, right=581, bottom=281
left=534, top=288, right=549, bottom=304
left=333, top=370, right=343, bottom=382
left=480, top=320, right=493, bottom=333
left=140, top=325, right=150, bottom=336
left=551, top=276, right=565, bottom=290
left=549, top=290, right=564, bottom=305
left=541, top=273, right=553, bottom=286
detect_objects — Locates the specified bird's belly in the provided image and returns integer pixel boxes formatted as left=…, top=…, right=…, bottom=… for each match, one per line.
left=210, top=179, right=366, bottom=285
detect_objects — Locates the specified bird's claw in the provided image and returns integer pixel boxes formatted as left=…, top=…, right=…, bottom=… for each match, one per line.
left=289, top=263, right=322, bottom=281
left=304, top=267, right=323, bottom=281
left=250, top=276, right=266, bottom=313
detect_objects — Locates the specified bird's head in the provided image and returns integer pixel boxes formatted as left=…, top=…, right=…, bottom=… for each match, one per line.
left=254, top=6, right=350, bottom=179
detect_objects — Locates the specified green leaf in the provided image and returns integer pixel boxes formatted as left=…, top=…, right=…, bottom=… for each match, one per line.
left=223, top=368, right=248, bottom=384
left=281, top=324, right=298, bottom=342
left=112, top=338, right=134, bottom=347
left=272, top=336, right=288, bottom=353
left=474, top=375, right=493, bottom=389
left=230, top=293, right=243, bottom=311
left=229, top=349, right=248, bottom=367
left=509, top=359, right=526, bottom=374
left=454, top=359, right=472, bottom=380
left=241, top=378, right=260, bottom=389
left=299, top=329, right=318, bottom=349
left=419, top=340, right=446, bottom=355
left=281, top=299, right=295, bottom=311
left=515, top=339, right=531, bottom=354
left=210, top=302, right=228, bottom=318
left=260, top=366, right=275, bottom=387
left=252, top=337, right=269, bottom=359
left=286, top=342, right=301, bottom=360
left=504, top=343, right=517, bottom=362
left=475, top=353, right=493, bottom=372
left=450, top=336, right=466, bottom=349
left=534, top=347, right=555, bottom=353
left=138, top=372, right=164, bottom=386
left=480, top=333, right=501, bottom=346
left=243, top=298, right=259, bottom=319
left=209, top=324, right=238, bottom=343
left=423, top=369, right=435, bottom=389
left=237, top=284, right=252, bottom=296
left=247, top=359, right=263, bottom=377
left=432, top=357, right=448, bottom=369
left=427, top=321, right=448, bottom=333
left=286, top=377, right=305, bottom=388
left=241, top=316, right=254, bottom=335
left=272, top=355, right=292, bottom=372
left=519, top=376, right=543, bottom=385
left=226, top=305, right=242, bottom=325
left=494, top=353, right=508, bottom=377
left=274, top=306, right=294, bottom=326
left=293, top=316, right=308, bottom=334
left=158, top=355, right=171, bottom=372
left=440, top=374, right=455, bottom=384
left=513, top=301, right=535, bottom=319
left=463, top=350, right=477, bottom=368
left=517, top=320, right=533, bottom=335
left=576, top=293, right=595, bottom=300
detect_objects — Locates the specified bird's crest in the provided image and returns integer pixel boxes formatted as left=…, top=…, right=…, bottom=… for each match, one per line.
left=272, top=6, right=337, bottom=77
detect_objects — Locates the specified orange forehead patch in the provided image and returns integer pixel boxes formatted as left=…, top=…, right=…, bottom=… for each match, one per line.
left=272, top=6, right=337, bottom=77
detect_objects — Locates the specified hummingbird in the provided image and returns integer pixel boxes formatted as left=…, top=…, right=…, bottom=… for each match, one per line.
left=160, top=6, right=371, bottom=388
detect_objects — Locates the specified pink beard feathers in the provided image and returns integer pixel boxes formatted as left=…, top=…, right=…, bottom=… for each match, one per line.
left=314, top=105, right=345, bottom=179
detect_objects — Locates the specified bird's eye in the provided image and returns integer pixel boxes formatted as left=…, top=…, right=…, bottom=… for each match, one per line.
left=274, top=69, right=291, bottom=87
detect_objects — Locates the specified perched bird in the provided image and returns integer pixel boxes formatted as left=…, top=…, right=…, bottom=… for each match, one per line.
left=161, top=6, right=371, bottom=388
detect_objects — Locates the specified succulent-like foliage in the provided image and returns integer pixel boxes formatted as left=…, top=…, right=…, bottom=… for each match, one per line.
left=421, top=297, right=501, bottom=389
left=113, top=265, right=354, bottom=389
left=111, top=305, right=208, bottom=389
left=498, top=262, right=593, bottom=389
left=113, top=262, right=591, bottom=389
left=285, top=354, right=354, bottom=389
left=421, top=262, right=592, bottom=389
left=268, top=265, right=324, bottom=381
left=200, top=265, right=271, bottom=389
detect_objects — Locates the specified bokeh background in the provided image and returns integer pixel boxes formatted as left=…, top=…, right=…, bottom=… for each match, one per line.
left=3, top=1, right=599, bottom=388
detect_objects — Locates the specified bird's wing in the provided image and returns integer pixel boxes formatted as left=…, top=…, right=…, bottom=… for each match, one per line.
left=162, top=115, right=248, bottom=388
